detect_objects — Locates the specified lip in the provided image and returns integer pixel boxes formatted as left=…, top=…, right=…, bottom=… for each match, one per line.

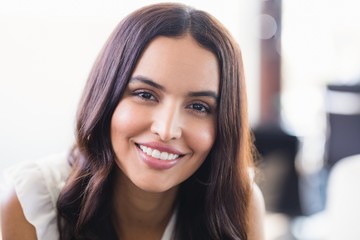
left=135, top=142, right=184, bottom=170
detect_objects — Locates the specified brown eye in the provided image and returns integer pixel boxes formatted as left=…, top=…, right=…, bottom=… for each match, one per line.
left=188, top=103, right=210, bottom=113
left=134, top=91, right=156, bottom=101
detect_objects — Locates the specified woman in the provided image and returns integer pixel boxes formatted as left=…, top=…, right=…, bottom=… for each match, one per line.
left=1, top=3, right=265, bottom=240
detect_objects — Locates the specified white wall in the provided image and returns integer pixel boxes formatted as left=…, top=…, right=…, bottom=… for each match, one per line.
left=0, top=0, right=260, bottom=172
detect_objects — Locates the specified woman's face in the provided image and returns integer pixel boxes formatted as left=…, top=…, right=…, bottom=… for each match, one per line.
left=111, top=35, right=219, bottom=192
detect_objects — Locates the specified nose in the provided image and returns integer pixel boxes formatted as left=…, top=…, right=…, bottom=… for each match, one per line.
left=150, top=102, right=182, bottom=141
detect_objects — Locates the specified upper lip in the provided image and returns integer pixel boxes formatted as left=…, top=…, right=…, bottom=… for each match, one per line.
left=136, top=142, right=185, bottom=155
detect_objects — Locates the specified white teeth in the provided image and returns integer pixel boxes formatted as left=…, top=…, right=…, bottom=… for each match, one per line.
left=138, top=145, right=179, bottom=161
left=152, top=149, right=161, bottom=158
left=146, top=148, right=152, bottom=155
left=160, top=152, right=168, bottom=160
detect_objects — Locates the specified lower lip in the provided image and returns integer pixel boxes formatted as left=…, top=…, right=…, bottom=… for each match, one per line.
left=137, top=147, right=180, bottom=170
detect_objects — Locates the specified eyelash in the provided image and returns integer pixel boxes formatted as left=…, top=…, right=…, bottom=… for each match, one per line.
left=187, top=102, right=211, bottom=114
left=132, top=90, right=212, bottom=114
left=133, top=90, right=157, bottom=101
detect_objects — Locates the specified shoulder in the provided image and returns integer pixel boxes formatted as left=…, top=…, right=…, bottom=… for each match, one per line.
left=1, top=187, right=37, bottom=240
left=1, top=152, right=71, bottom=239
left=248, top=183, right=266, bottom=240
left=4, top=153, right=71, bottom=206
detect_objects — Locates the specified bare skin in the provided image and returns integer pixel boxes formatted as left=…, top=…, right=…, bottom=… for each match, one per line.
left=1, top=188, right=37, bottom=240
left=111, top=170, right=178, bottom=240
left=248, top=183, right=266, bottom=240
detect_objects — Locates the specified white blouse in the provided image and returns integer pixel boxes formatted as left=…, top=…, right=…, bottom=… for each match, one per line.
left=4, top=153, right=175, bottom=240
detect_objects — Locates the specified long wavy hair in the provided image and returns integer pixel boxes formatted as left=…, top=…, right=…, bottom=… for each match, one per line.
left=57, top=3, right=254, bottom=240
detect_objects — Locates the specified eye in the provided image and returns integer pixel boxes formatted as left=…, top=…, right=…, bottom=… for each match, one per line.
left=188, top=103, right=211, bottom=113
left=134, top=90, right=157, bottom=101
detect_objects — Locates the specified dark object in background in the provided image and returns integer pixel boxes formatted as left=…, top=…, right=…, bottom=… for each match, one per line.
left=253, top=125, right=302, bottom=216
left=324, top=83, right=360, bottom=168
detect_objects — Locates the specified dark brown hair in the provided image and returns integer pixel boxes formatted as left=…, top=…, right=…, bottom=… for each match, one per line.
left=57, top=3, right=254, bottom=240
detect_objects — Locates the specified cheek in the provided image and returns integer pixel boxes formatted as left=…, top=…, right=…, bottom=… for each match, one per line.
left=186, top=121, right=216, bottom=156
left=111, top=101, right=144, bottom=142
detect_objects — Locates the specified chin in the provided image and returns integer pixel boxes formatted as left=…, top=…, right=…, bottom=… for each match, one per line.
left=134, top=180, right=176, bottom=193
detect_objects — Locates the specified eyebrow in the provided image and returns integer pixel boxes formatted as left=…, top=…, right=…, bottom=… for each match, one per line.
left=130, top=75, right=219, bottom=102
left=188, top=91, right=218, bottom=102
left=130, top=76, right=165, bottom=91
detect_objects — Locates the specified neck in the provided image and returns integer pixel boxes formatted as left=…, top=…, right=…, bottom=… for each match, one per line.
left=112, top=169, right=178, bottom=239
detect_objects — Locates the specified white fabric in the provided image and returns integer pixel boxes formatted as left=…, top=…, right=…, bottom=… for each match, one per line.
left=4, top=153, right=175, bottom=240
left=4, top=153, right=71, bottom=240
left=161, top=209, right=176, bottom=240
left=326, top=154, right=360, bottom=240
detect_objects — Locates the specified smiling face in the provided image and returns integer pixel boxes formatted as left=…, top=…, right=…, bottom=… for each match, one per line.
left=110, top=35, right=219, bottom=192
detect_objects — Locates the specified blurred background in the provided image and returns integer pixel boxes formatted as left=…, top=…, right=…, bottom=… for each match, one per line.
left=1, top=0, right=360, bottom=239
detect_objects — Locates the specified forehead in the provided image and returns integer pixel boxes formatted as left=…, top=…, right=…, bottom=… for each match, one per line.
left=132, top=35, right=220, bottom=92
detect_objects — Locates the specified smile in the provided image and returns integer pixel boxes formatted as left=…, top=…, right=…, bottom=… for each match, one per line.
left=138, top=144, right=180, bottom=161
